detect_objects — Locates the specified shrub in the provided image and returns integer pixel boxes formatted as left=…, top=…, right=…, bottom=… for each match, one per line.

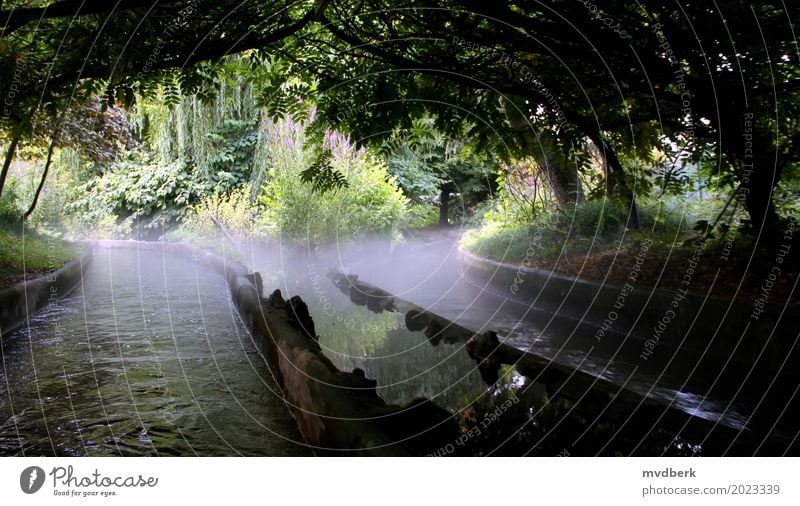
left=182, top=184, right=271, bottom=241
left=0, top=178, right=22, bottom=227
left=461, top=222, right=538, bottom=263
left=258, top=118, right=408, bottom=243
left=404, top=203, right=439, bottom=229
left=69, top=155, right=204, bottom=236
left=561, top=198, right=628, bottom=239
left=461, top=197, right=698, bottom=264
left=205, top=119, right=260, bottom=194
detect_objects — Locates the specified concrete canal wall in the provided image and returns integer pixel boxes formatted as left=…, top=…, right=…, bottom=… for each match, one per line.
left=457, top=248, right=796, bottom=372
left=0, top=247, right=92, bottom=338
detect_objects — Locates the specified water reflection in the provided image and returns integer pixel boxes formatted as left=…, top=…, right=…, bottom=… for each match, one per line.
left=257, top=256, right=488, bottom=410
left=332, top=237, right=759, bottom=431
left=245, top=237, right=796, bottom=455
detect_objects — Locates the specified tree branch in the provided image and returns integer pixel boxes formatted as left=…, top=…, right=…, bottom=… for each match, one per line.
left=0, top=0, right=159, bottom=38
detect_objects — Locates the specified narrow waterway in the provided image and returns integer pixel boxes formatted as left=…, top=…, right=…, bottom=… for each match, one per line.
left=239, top=233, right=800, bottom=454
left=245, top=232, right=764, bottom=434
left=343, top=236, right=761, bottom=429
left=2, top=235, right=793, bottom=456
left=0, top=246, right=309, bottom=456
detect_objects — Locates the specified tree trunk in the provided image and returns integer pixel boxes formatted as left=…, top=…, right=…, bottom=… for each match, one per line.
left=438, top=187, right=450, bottom=226
left=502, top=100, right=583, bottom=207
left=0, top=133, right=21, bottom=197
left=587, top=131, right=640, bottom=230
left=24, top=137, right=56, bottom=219
left=728, top=108, right=786, bottom=248
left=538, top=150, right=583, bottom=207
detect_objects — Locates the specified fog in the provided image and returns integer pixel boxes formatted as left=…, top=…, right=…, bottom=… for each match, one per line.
left=230, top=230, right=751, bottom=430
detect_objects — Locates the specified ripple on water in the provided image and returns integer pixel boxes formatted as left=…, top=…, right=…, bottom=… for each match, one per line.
left=0, top=247, right=309, bottom=456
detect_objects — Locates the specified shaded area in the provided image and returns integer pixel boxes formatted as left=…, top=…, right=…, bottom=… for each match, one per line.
left=245, top=231, right=797, bottom=455
left=325, top=263, right=798, bottom=455
left=248, top=243, right=489, bottom=412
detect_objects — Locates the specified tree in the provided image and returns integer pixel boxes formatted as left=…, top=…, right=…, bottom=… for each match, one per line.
left=7, top=96, right=138, bottom=217
left=2, top=0, right=796, bottom=243
left=300, top=1, right=797, bottom=237
left=384, top=119, right=499, bottom=225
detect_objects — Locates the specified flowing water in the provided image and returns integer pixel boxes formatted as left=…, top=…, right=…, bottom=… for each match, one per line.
left=1, top=234, right=793, bottom=456
left=244, top=233, right=759, bottom=433
left=0, top=246, right=309, bottom=456
left=342, top=236, right=761, bottom=431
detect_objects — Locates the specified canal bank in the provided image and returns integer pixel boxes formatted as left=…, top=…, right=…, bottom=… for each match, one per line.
left=0, top=246, right=92, bottom=338
left=456, top=247, right=797, bottom=375
left=320, top=234, right=798, bottom=453
left=1, top=241, right=309, bottom=456
left=4, top=237, right=796, bottom=455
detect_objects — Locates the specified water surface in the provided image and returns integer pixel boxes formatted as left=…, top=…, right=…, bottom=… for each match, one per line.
left=0, top=246, right=309, bottom=456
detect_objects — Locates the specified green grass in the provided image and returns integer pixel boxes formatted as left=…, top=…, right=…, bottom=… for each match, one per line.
left=0, top=228, right=80, bottom=285
left=461, top=198, right=695, bottom=265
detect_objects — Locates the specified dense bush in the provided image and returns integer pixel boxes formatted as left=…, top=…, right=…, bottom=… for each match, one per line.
left=205, top=119, right=259, bottom=194
left=0, top=178, right=22, bottom=227
left=461, top=197, right=696, bottom=264
left=404, top=203, right=439, bottom=229
left=461, top=221, right=538, bottom=263
left=384, top=122, right=500, bottom=227
left=259, top=119, right=408, bottom=243
left=182, top=184, right=270, bottom=241
left=69, top=155, right=205, bottom=236
left=61, top=113, right=408, bottom=243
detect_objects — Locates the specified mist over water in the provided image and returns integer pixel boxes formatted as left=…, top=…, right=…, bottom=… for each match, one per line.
left=239, top=230, right=753, bottom=430
left=0, top=230, right=776, bottom=457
